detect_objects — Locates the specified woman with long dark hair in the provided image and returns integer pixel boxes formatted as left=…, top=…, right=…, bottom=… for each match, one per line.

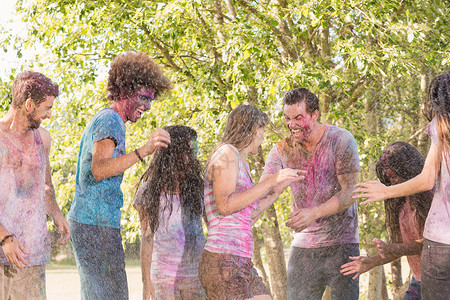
left=354, top=70, right=450, bottom=299
left=199, top=105, right=304, bottom=300
left=342, top=142, right=433, bottom=299
left=134, top=125, right=206, bottom=300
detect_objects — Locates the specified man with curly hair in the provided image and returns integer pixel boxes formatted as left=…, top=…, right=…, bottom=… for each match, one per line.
left=67, top=52, right=172, bottom=300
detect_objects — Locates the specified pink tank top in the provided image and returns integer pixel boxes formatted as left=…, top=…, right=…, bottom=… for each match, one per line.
left=204, top=145, right=258, bottom=258
left=0, top=129, right=50, bottom=266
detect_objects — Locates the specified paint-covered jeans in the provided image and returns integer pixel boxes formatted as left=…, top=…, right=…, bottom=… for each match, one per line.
left=404, top=276, right=421, bottom=300
left=287, top=243, right=360, bottom=300
left=69, top=220, right=128, bottom=300
left=421, top=239, right=450, bottom=300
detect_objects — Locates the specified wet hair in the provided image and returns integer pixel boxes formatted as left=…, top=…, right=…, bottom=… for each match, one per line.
left=376, top=142, right=433, bottom=243
left=107, top=52, right=172, bottom=102
left=282, top=87, right=319, bottom=115
left=220, top=105, right=269, bottom=151
left=136, top=125, right=203, bottom=234
left=427, top=70, right=450, bottom=166
left=11, top=71, right=59, bottom=109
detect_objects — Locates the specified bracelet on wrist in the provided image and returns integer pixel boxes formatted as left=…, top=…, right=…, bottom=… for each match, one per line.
left=0, top=234, right=15, bottom=246
left=134, top=149, right=145, bottom=163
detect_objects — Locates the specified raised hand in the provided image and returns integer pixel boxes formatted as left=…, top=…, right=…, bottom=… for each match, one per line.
left=272, top=168, right=306, bottom=188
left=142, top=128, right=171, bottom=156
left=353, top=180, right=389, bottom=205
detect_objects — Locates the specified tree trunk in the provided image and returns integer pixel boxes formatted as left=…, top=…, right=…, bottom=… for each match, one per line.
left=261, top=206, right=287, bottom=300
left=367, top=246, right=383, bottom=300
left=320, top=93, right=331, bottom=124
left=364, top=91, right=387, bottom=300
left=417, top=67, right=431, bottom=156
left=252, top=227, right=271, bottom=295
left=391, top=258, right=403, bottom=300
left=319, top=20, right=332, bottom=125
left=381, top=267, right=389, bottom=300
left=253, top=148, right=287, bottom=300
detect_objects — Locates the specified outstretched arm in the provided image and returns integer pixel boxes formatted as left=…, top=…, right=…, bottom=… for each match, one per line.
left=340, top=255, right=390, bottom=280
left=210, top=145, right=302, bottom=216
left=91, top=128, right=170, bottom=181
left=286, top=172, right=358, bottom=232
left=341, top=238, right=424, bottom=279
left=372, top=238, right=423, bottom=259
left=40, top=128, right=70, bottom=244
left=251, top=171, right=306, bottom=226
left=354, top=143, right=439, bottom=205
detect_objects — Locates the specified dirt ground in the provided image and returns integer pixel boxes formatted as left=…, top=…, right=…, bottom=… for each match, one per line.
left=46, top=265, right=142, bottom=300
left=45, top=251, right=410, bottom=300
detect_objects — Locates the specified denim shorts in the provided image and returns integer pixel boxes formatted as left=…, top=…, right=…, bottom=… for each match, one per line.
left=198, top=250, right=268, bottom=300
left=69, top=220, right=128, bottom=300
left=421, top=239, right=450, bottom=300
left=287, top=243, right=360, bottom=300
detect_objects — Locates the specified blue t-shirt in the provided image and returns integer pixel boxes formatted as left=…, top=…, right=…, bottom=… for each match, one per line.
left=68, top=108, right=126, bottom=228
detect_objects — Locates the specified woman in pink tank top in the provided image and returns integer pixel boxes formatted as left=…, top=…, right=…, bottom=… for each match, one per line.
left=354, top=70, right=450, bottom=299
left=199, top=105, right=304, bottom=300
left=341, top=142, right=433, bottom=299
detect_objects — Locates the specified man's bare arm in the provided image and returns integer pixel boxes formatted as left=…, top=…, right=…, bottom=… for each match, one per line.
left=40, top=127, right=70, bottom=244
left=286, top=172, right=358, bottom=232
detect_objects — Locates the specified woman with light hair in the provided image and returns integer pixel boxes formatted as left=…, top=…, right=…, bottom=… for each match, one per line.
left=199, top=105, right=305, bottom=300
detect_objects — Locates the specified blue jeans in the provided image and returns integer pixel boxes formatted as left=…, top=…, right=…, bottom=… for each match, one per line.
left=404, top=277, right=421, bottom=300
left=421, top=239, right=450, bottom=300
left=287, top=244, right=360, bottom=300
left=69, top=220, right=128, bottom=300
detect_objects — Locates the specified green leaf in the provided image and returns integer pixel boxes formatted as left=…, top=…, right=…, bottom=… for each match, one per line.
left=243, top=49, right=251, bottom=60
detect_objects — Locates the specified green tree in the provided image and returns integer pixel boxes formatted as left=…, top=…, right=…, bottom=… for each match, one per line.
left=1, top=0, right=449, bottom=298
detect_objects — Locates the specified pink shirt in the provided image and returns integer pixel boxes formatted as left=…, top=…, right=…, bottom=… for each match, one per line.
left=0, top=129, right=50, bottom=266
left=399, top=197, right=422, bottom=281
left=134, top=187, right=205, bottom=277
left=204, top=145, right=258, bottom=258
left=263, top=125, right=360, bottom=248
left=423, top=118, right=450, bottom=244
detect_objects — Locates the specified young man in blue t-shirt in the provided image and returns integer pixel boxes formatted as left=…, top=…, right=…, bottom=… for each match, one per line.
left=68, top=52, right=172, bottom=300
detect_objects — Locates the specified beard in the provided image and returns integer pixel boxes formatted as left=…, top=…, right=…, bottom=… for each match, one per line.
left=27, top=110, right=41, bottom=130
left=291, top=126, right=312, bottom=144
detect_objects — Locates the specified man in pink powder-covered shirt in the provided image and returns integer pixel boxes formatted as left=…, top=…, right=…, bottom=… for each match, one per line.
left=0, top=71, right=70, bottom=300
left=259, top=87, right=360, bottom=300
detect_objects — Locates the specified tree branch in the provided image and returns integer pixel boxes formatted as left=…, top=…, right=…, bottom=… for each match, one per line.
left=235, top=0, right=298, bottom=59
left=141, top=25, right=194, bottom=78
left=224, top=0, right=237, bottom=21
left=407, top=125, right=428, bottom=142
left=340, top=77, right=374, bottom=109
